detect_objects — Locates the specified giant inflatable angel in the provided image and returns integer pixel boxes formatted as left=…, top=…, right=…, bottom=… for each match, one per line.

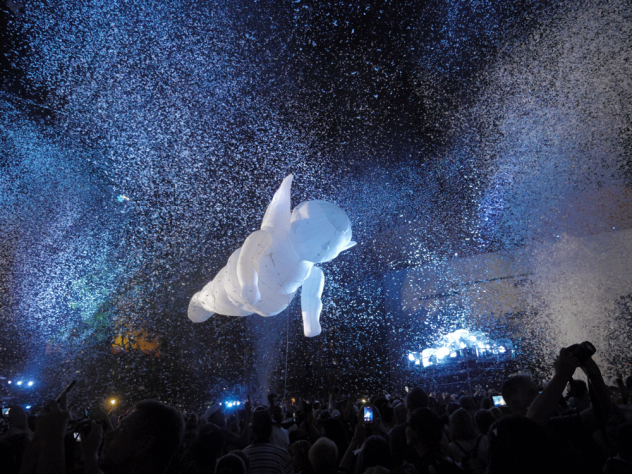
left=188, top=175, right=355, bottom=337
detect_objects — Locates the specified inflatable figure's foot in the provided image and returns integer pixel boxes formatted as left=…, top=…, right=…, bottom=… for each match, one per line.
left=188, top=296, right=215, bottom=322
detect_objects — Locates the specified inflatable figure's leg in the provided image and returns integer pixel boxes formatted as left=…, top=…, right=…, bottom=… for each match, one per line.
left=237, top=230, right=272, bottom=305
left=301, top=266, right=325, bottom=337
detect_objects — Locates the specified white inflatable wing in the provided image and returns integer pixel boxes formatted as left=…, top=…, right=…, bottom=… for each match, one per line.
left=261, top=174, right=293, bottom=235
left=301, top=266, right=325, bottom=337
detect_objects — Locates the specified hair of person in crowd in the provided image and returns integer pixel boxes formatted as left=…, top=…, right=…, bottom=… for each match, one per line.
left=99, top=399, right=185, bottom=474
left=320, top=417, right=349, bottom=461
left=251, top=409, right=274, bottom=443
left=309, top=437, right=339, bottom=474
left=489, top=406, right=503, bottom=420
left=406, top=387, right=429, bottom=412
left=406, top=408, right=443, bottom=452
left=458, top=396, right=477, bottom=412
left=449, top=408, right=478, bottom=442
left=289, top=440, right=313, bottom=474
left=479, top=397, right=493, bottom=410
left=179, top=423, right=225, bottom=470
left=354, top=435, right=394, bottom=474
left=501, top=374, right=539, bottom=416
left=393, top=401, right=408, bottom=424
left=446, top=402, right=461, bottom=416
left=474, top=409, right=496, bottom=435
left=487, top=415, right=558, bottom=474
left=215, top=453, right=248, bottom=474
left=229, top=450, right=250, bottom=471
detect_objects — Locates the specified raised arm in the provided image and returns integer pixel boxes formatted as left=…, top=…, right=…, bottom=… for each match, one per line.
left=527, top=347, right=579, bottom=424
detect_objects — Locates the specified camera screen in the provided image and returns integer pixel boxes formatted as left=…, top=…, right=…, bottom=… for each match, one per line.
left=363, top=406, right=373, bottom=422
left=492, top=396, right=506, bottom=407
left=2, top=408, right=9, bottom=416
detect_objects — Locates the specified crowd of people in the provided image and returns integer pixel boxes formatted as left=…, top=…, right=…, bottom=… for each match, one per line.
left=1, top=346, right=632, bottom=474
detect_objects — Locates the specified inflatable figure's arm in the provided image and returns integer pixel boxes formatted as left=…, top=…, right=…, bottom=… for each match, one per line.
left=237, top=230, right=273, bottom=305
left=301, top=266, right=325, bottom=337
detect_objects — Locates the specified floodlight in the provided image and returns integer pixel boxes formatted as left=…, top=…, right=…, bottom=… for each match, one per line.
left=436, top=347, right=450, bottom=359
left=28, top=381, right=34, bottom=386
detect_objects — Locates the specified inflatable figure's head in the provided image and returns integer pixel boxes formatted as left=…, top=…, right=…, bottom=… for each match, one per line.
left=290, top=200, right=356, bottom=263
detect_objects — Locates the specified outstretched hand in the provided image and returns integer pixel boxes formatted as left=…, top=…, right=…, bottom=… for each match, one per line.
left=554, top=347, right=579, bottom=380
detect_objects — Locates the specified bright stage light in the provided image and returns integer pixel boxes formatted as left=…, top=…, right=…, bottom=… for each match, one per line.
left=7, top=381, right=11, bottom=384
left=25, top=405, right=31, bottom=410
left=28, top=381, right=34, bottom=386
left=110, top=399, right=116, bottom=405
left=436, top=347, right=450, bottom=359
left=17, top=381, right=22, bottom=386
left=410, top=329, right=513, bottom=369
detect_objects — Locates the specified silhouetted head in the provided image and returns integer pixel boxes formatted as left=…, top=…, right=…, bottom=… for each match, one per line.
left=99, top=399, right=184, bottom=474
left=405, top=387, right=429, bottom=413
left=406, top=408, right=443, bottom=454
left=215, top=453, right=247, bottom=474
left=251, top=409, right=273, bottom=443
left=309, top=437, right=339, bottom=473
left=501, top=375, right=539, bottom=416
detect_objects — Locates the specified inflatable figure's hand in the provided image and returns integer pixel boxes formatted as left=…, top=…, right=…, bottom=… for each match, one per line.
left=241, top=269, right=262, bottom=305
left=301, top=266, right=325, bottom=337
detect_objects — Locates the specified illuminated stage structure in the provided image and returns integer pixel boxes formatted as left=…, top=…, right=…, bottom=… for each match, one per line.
left=403, top=329, right=519, bottom=393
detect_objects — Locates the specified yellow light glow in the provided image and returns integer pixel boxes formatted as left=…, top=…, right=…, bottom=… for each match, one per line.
left=110, top=399, right=116, bottom=405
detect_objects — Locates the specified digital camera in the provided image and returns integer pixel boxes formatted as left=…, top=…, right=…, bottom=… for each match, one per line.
left=566, top=341, right=596, bottom=363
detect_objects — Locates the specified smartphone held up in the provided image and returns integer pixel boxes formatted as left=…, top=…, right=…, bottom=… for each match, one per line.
left=363, top=406, right=373, bottom=422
